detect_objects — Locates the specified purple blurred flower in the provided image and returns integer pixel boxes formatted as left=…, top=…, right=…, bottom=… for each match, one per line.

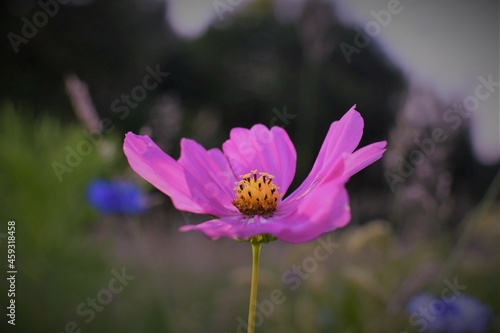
left=86, top=179, right=148, bottom=214
left=407, top=292, right=492, bottom=333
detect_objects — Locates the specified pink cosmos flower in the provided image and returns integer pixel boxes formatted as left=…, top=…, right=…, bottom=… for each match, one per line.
left=123, top=105, right=386, bottom=243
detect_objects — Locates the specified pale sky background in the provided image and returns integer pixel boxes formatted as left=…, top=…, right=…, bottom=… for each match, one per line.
left=332, top=0, right=499, bottom=164
left=165, top=0, right=500, bottom=164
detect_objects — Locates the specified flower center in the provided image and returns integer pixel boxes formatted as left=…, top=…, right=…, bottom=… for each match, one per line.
left=232, top=170, right=282, bottom=217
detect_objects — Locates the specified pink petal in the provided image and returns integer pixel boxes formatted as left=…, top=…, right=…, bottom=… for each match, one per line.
left=280, top=151, right=345, bottom=209
left=123, top=133, right=237, bottom=217
left=309, top=105, right=363, bottom=177
left=286, top=105, right=362, bottom=201
left=222, top=124, right=296, bottom=194
left=179, top=218, right=237, bottom=240
left=343, top=141, right=387, bottom=178
left=180, top=216, right=274, bottom=240
left=178, top=138, right=238, bottom=207
left=271, top=181, right=351, bottom=243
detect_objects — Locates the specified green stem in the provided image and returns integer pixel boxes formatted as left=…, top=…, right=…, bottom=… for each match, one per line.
left=247, top=242, right=262, bottom=333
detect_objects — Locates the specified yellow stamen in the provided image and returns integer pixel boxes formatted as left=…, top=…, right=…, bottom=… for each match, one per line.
left=232, top=170, right=282, bottom=217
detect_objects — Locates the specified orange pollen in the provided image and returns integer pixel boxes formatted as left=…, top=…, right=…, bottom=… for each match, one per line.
left=232, top=170, right=282, bottom=217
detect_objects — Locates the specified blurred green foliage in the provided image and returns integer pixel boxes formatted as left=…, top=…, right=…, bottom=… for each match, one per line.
left=0, top=104, right=139, bottom=332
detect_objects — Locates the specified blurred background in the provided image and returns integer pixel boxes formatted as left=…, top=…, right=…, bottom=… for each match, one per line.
left=0, top=0, right=499, bottom=332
